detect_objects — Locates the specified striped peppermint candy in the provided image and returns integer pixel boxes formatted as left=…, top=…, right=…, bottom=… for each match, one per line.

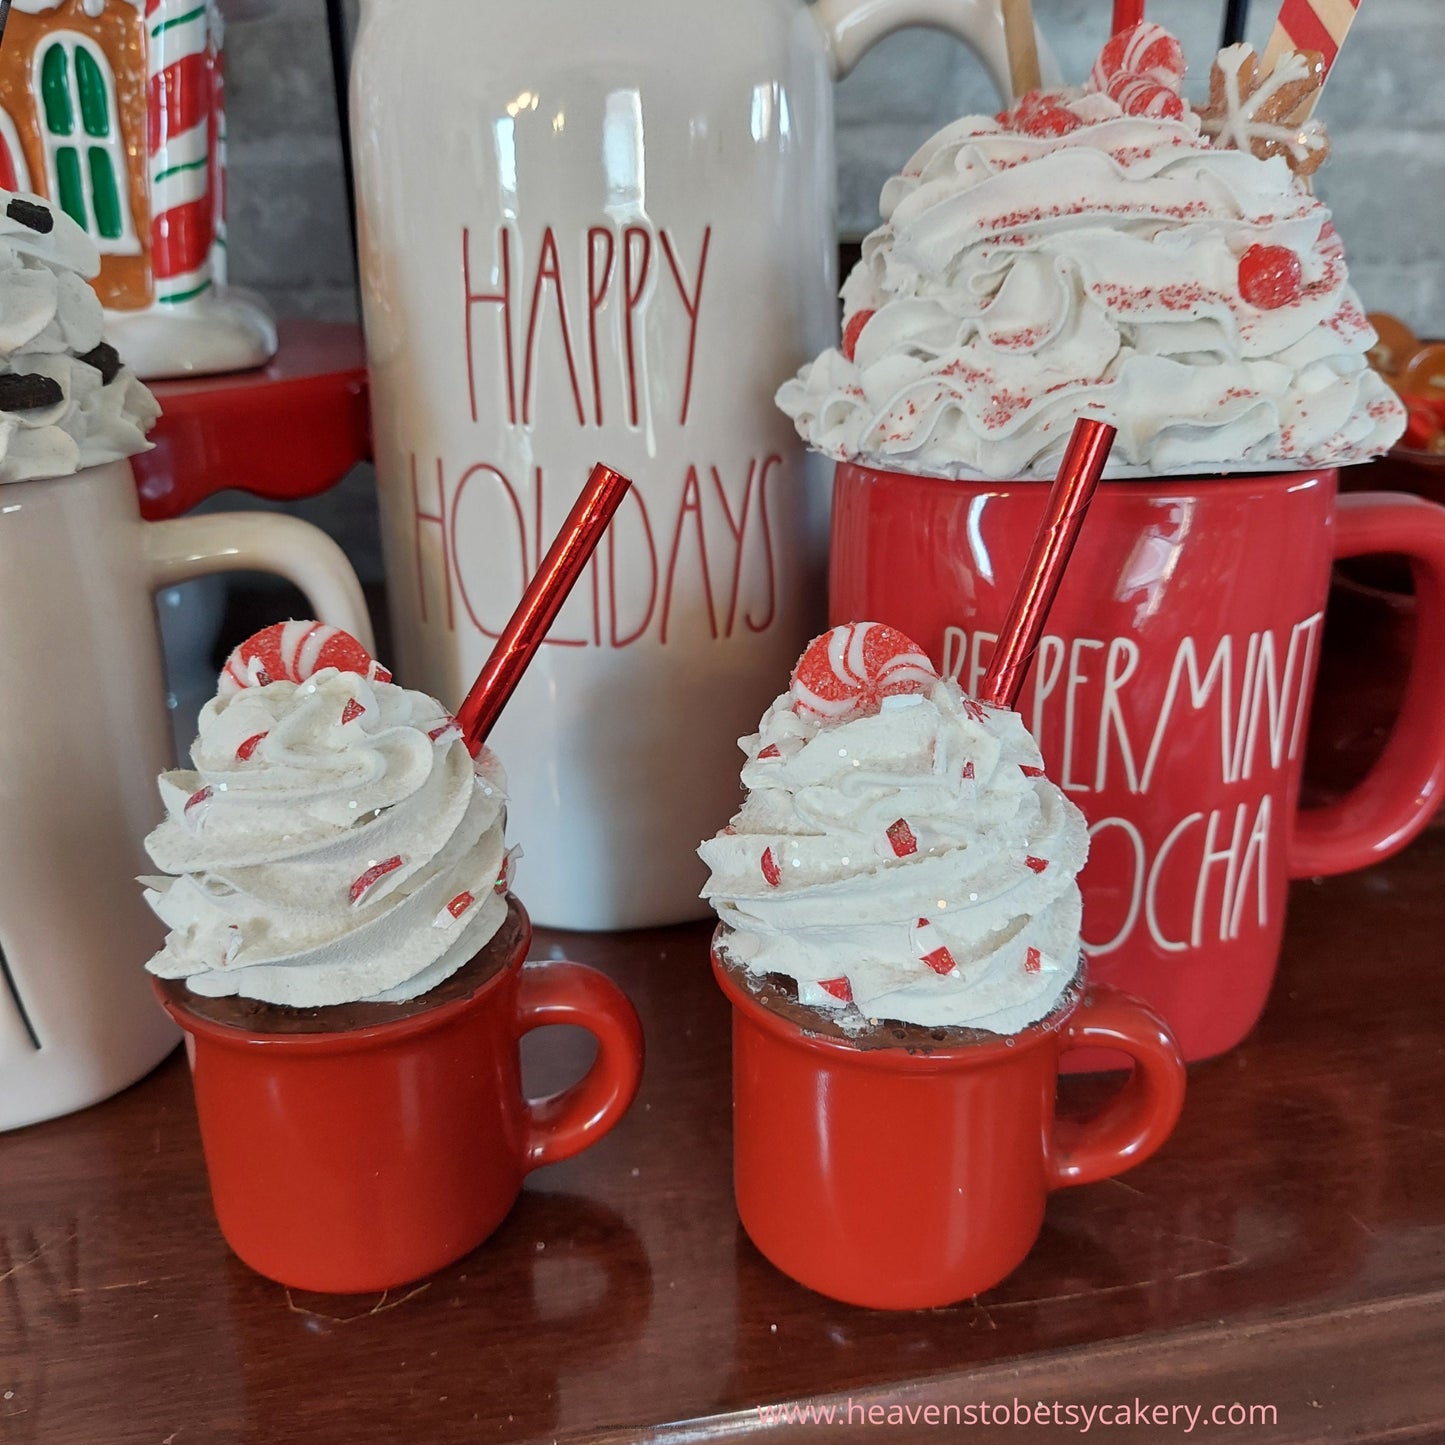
left=147, top=0, right=224, bottom=306
left=1090, top=22, right=1187, bottom=93
left=789, top=623, right=938, bottom=721
left=218, top=621, right=392, bottom=696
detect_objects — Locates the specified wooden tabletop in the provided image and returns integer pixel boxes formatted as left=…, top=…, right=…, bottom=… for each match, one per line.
left=3, top=834, right=1443, bottom=1444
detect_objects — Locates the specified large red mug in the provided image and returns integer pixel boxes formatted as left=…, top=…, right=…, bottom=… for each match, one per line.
left=715, top=943, right=1185, bottom=1310
left=156, top=898, right=644, bottom=1294
left=831, top=465, right=1445, bottom=1061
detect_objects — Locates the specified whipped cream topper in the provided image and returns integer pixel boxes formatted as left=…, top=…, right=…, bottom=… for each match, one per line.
left=143, top=624, right=514, bottom=1009
left=699, top=624, right=1088, bottom=1035
left=777, top=27, right=1404, bottom=482
left=0, top=191, right=158, bottom=482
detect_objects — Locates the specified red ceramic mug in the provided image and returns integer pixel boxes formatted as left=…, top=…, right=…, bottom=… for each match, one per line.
left=714, top=942, right=1185, bottom=1310
left=831, top=465, right=1445, bottom=1062
left=156, top=898, right=643, bottom=1294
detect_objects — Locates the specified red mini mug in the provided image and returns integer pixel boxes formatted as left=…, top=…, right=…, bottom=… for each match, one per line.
left=714, top=942, right=1185, bottom=1310
left=156, top=898, right=644, bottom=1294
left=831, top=465, right=1445, bottom=1062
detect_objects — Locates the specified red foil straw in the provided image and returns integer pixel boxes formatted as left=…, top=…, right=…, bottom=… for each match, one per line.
left=979, top=419, right=1117, bottom=710
left=1112, top=0, right=1146, bottom=34
left=456, top=462, right=633, bottom=755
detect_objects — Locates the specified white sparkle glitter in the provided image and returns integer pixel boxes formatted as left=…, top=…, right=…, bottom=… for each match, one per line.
left=838, top=748, right=848, bottom=757
left=937, top=900, right=947, bottom=909
left=969, top=892, right=979, bottom=901
left=217, top=783, right=227, bottom=792
left=349, top=800, right=358, bottom=809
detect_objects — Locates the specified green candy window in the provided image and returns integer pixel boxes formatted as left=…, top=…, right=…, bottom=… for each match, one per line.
left=37, top=34, right=137, bottom=252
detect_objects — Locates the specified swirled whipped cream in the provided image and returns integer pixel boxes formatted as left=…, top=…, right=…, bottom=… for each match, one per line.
left=698, top=624, right=1088, bottom=1035
left=0, top=191, right=159, bottom=482
left=143, top=639, right=513, bottom=1008
left=777, top=39, right=1404, bottom=480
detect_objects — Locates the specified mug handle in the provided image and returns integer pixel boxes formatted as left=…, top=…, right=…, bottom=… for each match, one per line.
left=1047, top=984, right=1186, bottom=1190
left=141, top=510, right=374, bottom=649
left=1289, top=491, right=1445, bottom=880
left=517, top=961, right=645, bottom=1170
left=811, top=0, right=1053, bottom=96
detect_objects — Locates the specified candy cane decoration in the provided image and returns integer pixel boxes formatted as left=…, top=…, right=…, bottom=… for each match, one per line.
left=147, top=0, right=222, bottom=305
left=1261, top=0, right=1361, bottom=112
left=218, top=621, right=392, bottom=696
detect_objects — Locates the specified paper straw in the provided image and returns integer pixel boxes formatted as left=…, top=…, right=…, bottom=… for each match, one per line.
left=1221, top=0, right=1252, bottom=47
left=980, top=419, right=1117, bottom=709
left=1001, top=0, right=1042, bottom=97
left=1112, top=0, right=1146, bottom=36
left=1262, top=0, right=1361, bottom=103
left=456, top=463, right=633, bottom=754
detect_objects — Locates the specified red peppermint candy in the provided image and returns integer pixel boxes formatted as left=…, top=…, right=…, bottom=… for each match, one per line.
left=1020, top=764, right=1046, bottom=778
left=340, top=698, right=366, bottom=726
left=1007, top=90, right=1082, bottom=137
left=1090, top=23, right=1186, bottom=94
left=1238, top=244, right=1303, bottom=310
left=961, top=760, right=975, bottom=780
left=841, top=309, right=875, bottom=361
left=886, top=819, right=918, bottom=858
left=433, top=890, right=475, bottom=928
left=761, top=847, right=782, bottom=887
left=349, top=855, right=403, bottom=905
left=218, top=621, right=392, bottom=697
left=790, top=622, right=938, bottom=721
left=915, top=919, right=957, bottom=976
left=757, top=743, right=782, bottom=760
left=1025, top=855, right=1049, bottom=874
left=1107, top=72, right=1185, bottom=120
left=235, top=732, right=268, bottom=761
left=816, top=977, right=853, bottom=1003
left=1024, top=946, right=1043, bottom=974
left=183, top=785, right=213, bottom=829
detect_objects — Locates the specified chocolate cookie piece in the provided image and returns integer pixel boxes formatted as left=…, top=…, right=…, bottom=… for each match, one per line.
left=0, top=373, right=63, bottom=411
left=5, top=198, right=54, bottom=234
left=78, top=342, right=122, bottom=385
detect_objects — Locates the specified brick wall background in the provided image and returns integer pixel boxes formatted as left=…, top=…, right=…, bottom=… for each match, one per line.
left=214, top=0, right=1444, bottom=577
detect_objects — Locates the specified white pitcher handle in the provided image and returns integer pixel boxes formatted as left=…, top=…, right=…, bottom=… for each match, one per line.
left=142, top=511, right=375, bottom=651
left=810, top=0, right=1056, bottom=96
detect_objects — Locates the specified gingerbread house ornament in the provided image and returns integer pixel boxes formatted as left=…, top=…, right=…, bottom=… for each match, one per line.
left=0, top=0, right=276, bottom=377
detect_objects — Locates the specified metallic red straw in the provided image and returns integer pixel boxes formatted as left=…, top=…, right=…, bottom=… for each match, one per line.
left=1112, top=0, right=1146, bottom=34
left=456, top=462, right=632, bottom=754
left=980, top=418, right=1116, bottom=710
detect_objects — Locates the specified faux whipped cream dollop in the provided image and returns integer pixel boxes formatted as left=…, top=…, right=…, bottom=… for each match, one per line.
left=0, top=190, right=158, bottom=482
left=778, top=91, right=1404, bottom=479
left=143, top=670, right=512, bottom=1008
left=698, top=676, right=1089, bottom=1035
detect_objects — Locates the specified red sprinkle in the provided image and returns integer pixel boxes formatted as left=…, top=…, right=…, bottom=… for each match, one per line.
left=1025, top=946, right=1042, bottom=974
left=758, top=744, right=782, bottom=760
left=349, top=855, right=403, bottom=905
left=886, top=819, right=918, bottom=857
left=1025, top=856, right=1049, bottom=873
left=841, top=310, right=876, bottom=361
left=340, top=699, right=365, bottom=726
left=1020, top=765, right=1046, bottom=777
left=817, top=977, right=853, bottom=1003
left=1239, top=244, right=1303, bottom=310
left=917, top=921, right=957, bottom=976
left=445, top=891, right=474, bottom=919
left=235, top=732, right=268, bottom=761
left=761, top=847, right=782, bottom=887
left=961, top=760, right=975, bottom=780
left=184, top=786, right=213, bottom=812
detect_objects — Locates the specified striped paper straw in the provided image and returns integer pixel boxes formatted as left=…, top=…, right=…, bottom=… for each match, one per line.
left=1262, top=0, right=1361, bottom=80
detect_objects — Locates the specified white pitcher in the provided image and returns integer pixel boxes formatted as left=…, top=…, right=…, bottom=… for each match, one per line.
left=352, top=0, right=1017, bottom=929
left=0, top=460, right=372, bottom=1131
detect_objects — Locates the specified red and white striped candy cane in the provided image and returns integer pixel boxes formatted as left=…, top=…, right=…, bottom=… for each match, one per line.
left=147, top=0, right=221, bottom=304
left=1262, top=0, right=1361, bottom=88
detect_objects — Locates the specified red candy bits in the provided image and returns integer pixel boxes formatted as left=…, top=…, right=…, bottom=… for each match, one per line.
left=1007, top=91, right=1081, bottom=136
left=841, top=310, right=875, bottom=361
left=886, top=818, right=919, bottom=857
left=761, top=847, right=782, bottom=887
left=790, top=622, right=938, bottom=721
left=817, top=977, right=853, bottom=1003
left=1238, top=244, right=1303, bottom=310
left=219, top=621, right=392, bottom=697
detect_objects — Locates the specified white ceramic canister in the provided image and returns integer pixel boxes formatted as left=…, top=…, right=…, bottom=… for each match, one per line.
left=352, top=0, right=1014, bottom=929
